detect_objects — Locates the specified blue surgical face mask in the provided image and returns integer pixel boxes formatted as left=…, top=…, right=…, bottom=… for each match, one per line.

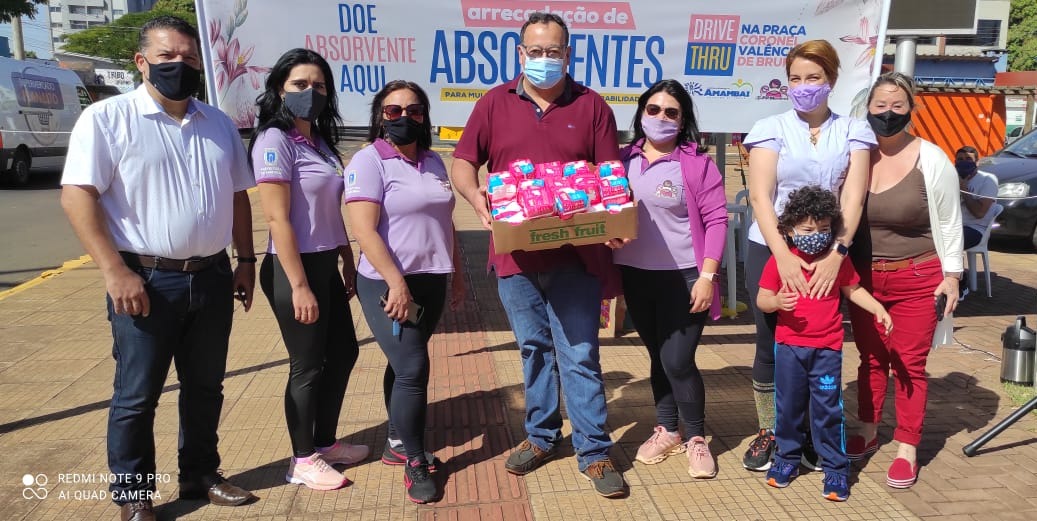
left=524, top=57, right=565, bottom=89
left=791, top=231, right=833, bottom=256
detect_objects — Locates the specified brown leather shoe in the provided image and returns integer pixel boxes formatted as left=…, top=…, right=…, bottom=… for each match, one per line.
left=119, top=500, right=155, bottom=521
left=178, top=472, right=257, bottom=506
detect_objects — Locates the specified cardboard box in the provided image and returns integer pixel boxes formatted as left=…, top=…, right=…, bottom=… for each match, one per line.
left=491, top=203, right=638, bottom=253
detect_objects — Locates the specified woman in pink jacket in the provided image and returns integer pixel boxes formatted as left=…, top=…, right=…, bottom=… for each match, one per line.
left=611, top=79, right=728, bottom=479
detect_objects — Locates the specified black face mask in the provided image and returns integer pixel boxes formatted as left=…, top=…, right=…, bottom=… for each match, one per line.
left=384, top=117, right=423, bottom=146
left=283, top=89, right=327, bottom=122
left=955, top=159, right=978, bottom=179
left=867, top=110, right=912, bottom=137
left=145, top=59, right=200, bottom=101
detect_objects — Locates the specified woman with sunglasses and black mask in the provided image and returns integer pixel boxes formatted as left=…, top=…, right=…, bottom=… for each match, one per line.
left=610, top=79, right=728, bottom=479
left=249, top=48, right=367, bottom=491
left=344, top=80, right=465, bottom=504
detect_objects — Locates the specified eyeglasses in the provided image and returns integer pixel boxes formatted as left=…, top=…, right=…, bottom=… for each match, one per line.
left=521, top=45, right=566, bottom=60
left=645, top=104, right=680, bottom=120
left=382, top=104, right=426, bottom=120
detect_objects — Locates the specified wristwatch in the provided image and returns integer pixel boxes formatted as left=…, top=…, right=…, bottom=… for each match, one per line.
left=700, top=272, right=717, bottom=282
left=832, top=242, right=849, bottom=256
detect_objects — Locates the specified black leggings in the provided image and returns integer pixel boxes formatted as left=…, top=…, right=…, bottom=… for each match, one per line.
left=745, top=241, right=777, bottom=385
left=620, top=266, right=708, bottom=437
left=260, top=250, right=360, bottom=458
left=356, top=273, right=448, bottom=461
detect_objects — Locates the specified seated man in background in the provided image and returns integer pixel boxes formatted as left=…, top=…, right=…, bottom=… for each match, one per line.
left=955, top=146, right=998, bottom=250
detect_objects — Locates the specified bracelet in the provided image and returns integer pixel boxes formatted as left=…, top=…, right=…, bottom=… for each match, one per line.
left=236, top=256, right=258, bottom=263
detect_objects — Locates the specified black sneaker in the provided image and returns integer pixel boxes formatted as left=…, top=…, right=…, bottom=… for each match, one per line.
left=801, top=437, right=822, bottom=471
left=381, top=441, right=441, bottom=472
left=403, top=458, right=438, bottom=504
left=581, top=459, right=627, bottom=498
left=742, top=429, right=776, bottom=471
left=504, top=440, right=556, bottom=475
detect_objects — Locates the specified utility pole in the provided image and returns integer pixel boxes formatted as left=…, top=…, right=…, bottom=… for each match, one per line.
left=11, top=16, right=25, bottom=59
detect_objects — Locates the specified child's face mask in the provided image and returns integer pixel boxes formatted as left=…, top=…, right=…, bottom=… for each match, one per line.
left=791, top=231, right=833, bottom=255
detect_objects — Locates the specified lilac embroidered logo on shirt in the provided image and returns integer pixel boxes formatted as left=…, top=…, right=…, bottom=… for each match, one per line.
left=264, top=149, right=277, bottom=165
left=347, top=170, right=357, bottom=186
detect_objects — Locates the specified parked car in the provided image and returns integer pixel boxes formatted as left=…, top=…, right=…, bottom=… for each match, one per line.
left=1006, top=126, right=1024, bottom=146
left=977, top=127, right=1037, bottom=249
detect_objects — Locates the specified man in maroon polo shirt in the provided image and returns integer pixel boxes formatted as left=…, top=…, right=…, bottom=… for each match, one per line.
left=451, top=12, right=626, bottom=498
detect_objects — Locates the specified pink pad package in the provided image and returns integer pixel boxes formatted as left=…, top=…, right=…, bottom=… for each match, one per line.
left=596, top=160, right=627, bottom=179
left=508, top=159, right=537, bottom=180
left=599, top=175, right=631, bottom=205
left=567, top=172, right=601, bottom=204
left=487, top=171, right=518, bottom=205
left=554, top=188, right=590, bottom=218
left=517, top=180, right=556, bottom=219
left=491, top=201, right=526, bottom=223
left=535, top=161, right=564, bottom=180
left=562, top=160, right=593, bottom=178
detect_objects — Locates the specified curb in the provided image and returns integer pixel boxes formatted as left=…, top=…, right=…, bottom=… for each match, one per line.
left=0, top=254, right=93, bottom=302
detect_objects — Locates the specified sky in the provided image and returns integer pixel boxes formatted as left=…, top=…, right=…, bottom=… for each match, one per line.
left=0, top=4, right=54, bottom=59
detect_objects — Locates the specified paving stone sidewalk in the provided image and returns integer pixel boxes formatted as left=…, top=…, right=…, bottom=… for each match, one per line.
left=1, top=149, right=1035, bottom=520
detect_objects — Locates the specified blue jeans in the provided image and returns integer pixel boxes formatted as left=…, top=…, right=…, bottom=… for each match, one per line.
left=107, top=254, right=233, bottom=500
left=496, top=264, right=612, bottom=471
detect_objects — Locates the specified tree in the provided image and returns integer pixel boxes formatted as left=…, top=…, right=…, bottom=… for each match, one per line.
left=61, top=10, right=197, bottom=68
left=153, top=0, right=196, bottom=13
left=0, top=0, right=47, bottom=23
left=1007, top=0, right=1037, bottom=71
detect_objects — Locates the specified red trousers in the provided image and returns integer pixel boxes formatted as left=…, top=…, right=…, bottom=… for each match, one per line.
left=849, top=257, right=943, bottom=446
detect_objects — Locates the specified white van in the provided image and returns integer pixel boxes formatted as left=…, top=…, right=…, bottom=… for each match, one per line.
left=0, top=57, right=92, bottom=186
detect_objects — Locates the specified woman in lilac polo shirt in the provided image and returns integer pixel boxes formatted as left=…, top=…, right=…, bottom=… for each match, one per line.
left=248, top=49, right=368, bottom=491
left=344, top=80, right=464, bottom=504
left=613, top=79, right=728, bottom=479
left=741, top=40, right=874, bottom=471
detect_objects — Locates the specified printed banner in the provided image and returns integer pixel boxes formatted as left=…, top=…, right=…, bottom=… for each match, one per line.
left=196, top=0, right=890, bottom=132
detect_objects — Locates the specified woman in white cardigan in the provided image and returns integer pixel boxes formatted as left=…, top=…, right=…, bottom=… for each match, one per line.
left=846, top=72, right=963, bottom=490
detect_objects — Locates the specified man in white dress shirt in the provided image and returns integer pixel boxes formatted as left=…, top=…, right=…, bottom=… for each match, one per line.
left=60, top=16, right=257, bottom=521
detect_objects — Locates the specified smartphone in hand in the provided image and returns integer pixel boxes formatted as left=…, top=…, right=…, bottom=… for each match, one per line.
left=935, top=293, right=947, bottom=321
left=380, top=291, right=424, bottom=325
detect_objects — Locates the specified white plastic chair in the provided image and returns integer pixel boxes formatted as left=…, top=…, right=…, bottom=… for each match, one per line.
left=965, top=203, right=1003, bottom=298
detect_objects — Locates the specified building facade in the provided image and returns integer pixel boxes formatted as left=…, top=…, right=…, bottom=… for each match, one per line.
left=48, top=1, right=158, bottom=51
left=882, top=0, right=1011, bottom=87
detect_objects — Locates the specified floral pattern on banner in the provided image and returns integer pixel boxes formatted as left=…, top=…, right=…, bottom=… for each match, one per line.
left=209, top=0, right=270, bottom=127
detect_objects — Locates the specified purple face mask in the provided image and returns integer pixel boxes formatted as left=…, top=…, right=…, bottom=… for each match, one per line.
left=789, top=83, right=832, bottom=113
left=641, top=115, right=680, bottom=144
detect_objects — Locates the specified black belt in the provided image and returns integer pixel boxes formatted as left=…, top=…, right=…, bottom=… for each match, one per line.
left=120, top=251, right=226, bottom=272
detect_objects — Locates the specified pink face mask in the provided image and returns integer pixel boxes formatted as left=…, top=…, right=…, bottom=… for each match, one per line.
left=788, top=83, right=831, bottom=113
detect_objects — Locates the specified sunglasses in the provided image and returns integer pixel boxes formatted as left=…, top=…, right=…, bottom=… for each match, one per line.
left=382, top=104, right=426, bottom=120
left=645, top=104, right=680, bottom=120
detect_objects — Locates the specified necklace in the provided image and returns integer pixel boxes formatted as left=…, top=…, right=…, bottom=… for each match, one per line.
left=809, top=127, right=821, bottom=145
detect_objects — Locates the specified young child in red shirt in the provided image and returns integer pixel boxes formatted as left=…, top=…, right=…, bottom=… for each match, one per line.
left=757, top=185, right=892, bottom=502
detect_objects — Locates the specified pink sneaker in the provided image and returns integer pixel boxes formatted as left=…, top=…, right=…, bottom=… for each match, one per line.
left=286, top=454, right=350, bottom=490
left=635, top=426, right=684, bottom=464
left=317, top=440, right=370, bottom=466
left=686, top=436, right=717, bottom=479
